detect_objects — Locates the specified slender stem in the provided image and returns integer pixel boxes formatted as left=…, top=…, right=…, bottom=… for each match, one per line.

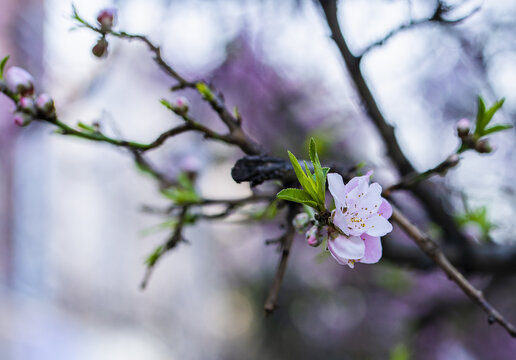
left=391, top=207, right=516, bottom=338
left=384, top=154, right=460, bottom=195
left=141, top=206, right=190, bottom=289
left=264, top=205, right=297, bottom=315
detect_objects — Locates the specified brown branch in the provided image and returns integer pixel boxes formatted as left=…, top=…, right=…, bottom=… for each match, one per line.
left=382, top=239, right=516, bottom=275
left=358, top=1, right=480, bottom=58
left=318, top=0, right=472, bottom=253
left=72, top=6, right=262, bottom=156
left=264, top=205, right=297, bottom=315
left=384, top=154, right=460, bottom=195
left=391, top=207, right=516, bottom=338
left=140, top=206, right=190, bottom=290
left=319, top=0, right=415, bottom=175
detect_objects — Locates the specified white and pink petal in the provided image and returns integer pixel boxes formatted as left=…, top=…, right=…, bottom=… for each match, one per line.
left=378, top=198, right=392, bottom=219
left=363, top=214, right=393, bottom=237
left=327, top=173, right=347, bottom=207
left=360, top=234, right=382, bottom=264
left=327, top=234, right=365, bottom=261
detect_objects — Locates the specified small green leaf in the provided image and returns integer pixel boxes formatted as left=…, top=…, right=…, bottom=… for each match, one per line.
left=77, top=122, right=96, bottom=132
left=145, top=245, right=164, bottom=266
left=177, top=172, right=195, bottom=192
left=389, top=343, right=410, bottom=360
left=233, top=106, right=240, bottom=119
left=287, top=151, right=311, bottom=193
left=482, top=124, right=513, bottom=135
left=277, top=188, right=319, bottom=209
left=160, top=98, right=174, bottom=110
left=475, top=97, right=505, bottom=137
left=303, top=160, right=319, bottom=200
left=0, top=55, right=9, bottom=79
left=196, top=82, right=215, bottom=101
left=475, top=96, right=486, bottom=136
left=483, top=98, right=505, bottom=128
left=309, top=137, right=325, bottom=203
left=322, top=167, right=330, bottom=179
left=161, top=187, right=200, bottom=204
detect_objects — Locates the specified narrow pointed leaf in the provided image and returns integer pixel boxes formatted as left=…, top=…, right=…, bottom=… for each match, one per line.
left=482, top=124, right=513, bottom=135
left=482, top=98, right=505, bottom=130
left=309, top=137, right=325, bottom=202
left=303, top=160, right=319, bottom=201
left=0, top=56, right=9, bottom=79
left=288, top=151, right=313, bottom=195
left=277, top=188, right=319, bottom=209
left=474, top=96, right=487, bottom=136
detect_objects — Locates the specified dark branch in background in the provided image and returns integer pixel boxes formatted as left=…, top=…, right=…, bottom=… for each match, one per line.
left=382, top=240, right=516, bottom=275
left=264, top=204, right=298, bottom=315
left=358, top=1, right=480, bottom=58
left=317, top=0, right=516, bottom=337
left=391, top=207, right=516, bottom=337
left=2, top=4, right=514, bottom=336
left=318, top=0, right=472, bottom=258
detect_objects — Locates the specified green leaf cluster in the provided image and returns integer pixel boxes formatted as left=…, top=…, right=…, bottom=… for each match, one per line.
left=161, top=172, right=200, bottom=205
left=474, top=97, right=512, bottom=138
left=277, top=138, right=329, bottom=212
left=456, top=205, right=496, bottom=241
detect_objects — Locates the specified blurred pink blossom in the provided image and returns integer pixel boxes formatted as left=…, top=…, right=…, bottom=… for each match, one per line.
left=5, top=66, right=34, bottom=96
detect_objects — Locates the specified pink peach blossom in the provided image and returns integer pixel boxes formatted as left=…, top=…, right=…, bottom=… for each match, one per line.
left=327, top=172, right=392, bottom=267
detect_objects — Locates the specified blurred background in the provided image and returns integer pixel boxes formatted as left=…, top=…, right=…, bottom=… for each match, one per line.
left=1, top=0, right=516, bottom=359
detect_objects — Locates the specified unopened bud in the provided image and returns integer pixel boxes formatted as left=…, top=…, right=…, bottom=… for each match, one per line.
left=293, top=212, right=310, bottom=233
left=92, top=37, right=109, bottom=58
left=305, top=225, right=327, bottom=247
left=36, top=93, right=55, bottom=116
left=19, top=97, right=36, bottom=114
left=13, top=112, right=31, bottom=127
left=456, top=118, right=471, bottom=138
left=5, top=66, right=34, bottom=96
left=475, top=139, right=493, bottom=153
left=173, top=97, right=190, bottom=115
left=446, top=154, right=460, bottom=167
left=97, top=8, right=116, bottom=32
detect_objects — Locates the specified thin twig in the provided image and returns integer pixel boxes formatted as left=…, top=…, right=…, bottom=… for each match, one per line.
left=264, top=205, right=297, bottom=315
left=358, top=2, right=480, bottom=58
left=72, top=6, right=262, bottom=155
left=384, top=154, right=460, bottom=195
left=391, top=207, right=516, bottom=338
left=141, top=206, right=190, bottom=290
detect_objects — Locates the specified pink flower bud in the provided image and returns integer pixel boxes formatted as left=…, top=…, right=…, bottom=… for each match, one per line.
left=97, top=8, right=116, bottom=32
left=36, top=93, right=55, bottom=115
left=173, top=97, right=190, bottom=115
left=305, top=225, right=327, bottom=247
left=19, top=97, right=35, bottom=114
left=293, top=212, right=310, bottom=233
left=13, top=112, right=31, bottom=127
left=456, top=118, right=471, bottom=137
left=5, top=66, right=34, bottom=96
left=92, top=37, right=109, bottom=58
